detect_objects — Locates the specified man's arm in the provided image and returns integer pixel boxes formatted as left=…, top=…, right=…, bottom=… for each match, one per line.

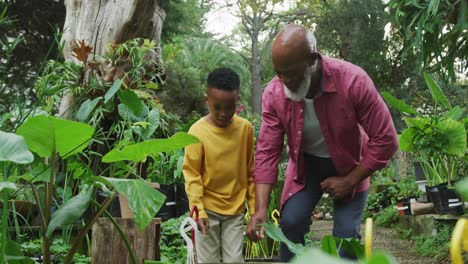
left=246, top=124, right=256, bottom=215
left=247, top=85, right=285, bottom=241
left=322, top=74, right=398, bottom=199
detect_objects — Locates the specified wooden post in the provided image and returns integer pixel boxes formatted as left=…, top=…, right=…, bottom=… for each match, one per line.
left=92, top=218, right=161, bottom=264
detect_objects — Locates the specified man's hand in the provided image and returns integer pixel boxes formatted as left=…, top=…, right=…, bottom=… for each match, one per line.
left=197, top=218, right=210, bottom=236
left=320, top=176, right=355, bottom=200
left=246, top=212, right=267, bottom=242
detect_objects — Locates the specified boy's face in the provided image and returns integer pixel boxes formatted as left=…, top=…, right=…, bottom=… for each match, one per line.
left=205, top=86, right=239, bottom=128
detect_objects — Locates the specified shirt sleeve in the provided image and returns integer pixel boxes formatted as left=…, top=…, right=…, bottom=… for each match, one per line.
left=351, top=74, right=399, bottom=171
left=253, top=86, right=285, bottom=183
left=182, top=129, right=208, bottom=218
left=246, top=123, right=256, bottom=215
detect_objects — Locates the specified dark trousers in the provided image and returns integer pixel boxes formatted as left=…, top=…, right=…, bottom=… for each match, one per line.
left=280, top=154, right=368, bottom=262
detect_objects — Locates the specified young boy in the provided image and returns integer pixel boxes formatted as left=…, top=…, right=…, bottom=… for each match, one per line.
left=182, top=67, right=255, bottom=263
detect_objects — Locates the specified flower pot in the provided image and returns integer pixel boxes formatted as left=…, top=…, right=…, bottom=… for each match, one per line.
left=396, top=201, right=411, bottom=216
left=415, top=180, right=427, bottom=193
left=425, top=182, right=463, bottom=215
left=175, top=184, right=189, bottom=217
left=155, top=184, right=176, bottom=220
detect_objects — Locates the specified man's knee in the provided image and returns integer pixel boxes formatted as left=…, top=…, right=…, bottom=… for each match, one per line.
left=281, top=213, right=311, bottom=233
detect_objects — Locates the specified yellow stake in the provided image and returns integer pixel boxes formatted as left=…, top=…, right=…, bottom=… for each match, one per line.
left=365, top=218, right=373, bottom=259
left=450, top=218, right=467, bottom=264
left=271, top=209, right=280, bottom=227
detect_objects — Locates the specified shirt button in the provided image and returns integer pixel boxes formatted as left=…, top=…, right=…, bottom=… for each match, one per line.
left=300, top=108, right=304, bottom=113
left=294, top=150, right=298, bottom=154
left=288, top=192, right=293, bottom=196
left=298, top=131, right=302, bottom=135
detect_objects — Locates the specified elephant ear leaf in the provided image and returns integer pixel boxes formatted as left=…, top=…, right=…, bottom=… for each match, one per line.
left=46, top=186, right=94, bottom=237
left=99, top=177, right=166, bottom=231
left=16, top=115, right=94, bottom=159
left=381, top=92, right=417, bottom=115
left=0, top=131, right=33, bottom=164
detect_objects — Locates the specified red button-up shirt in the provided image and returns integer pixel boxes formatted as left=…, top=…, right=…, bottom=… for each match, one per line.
left=254, top=55, right=398, bottom=207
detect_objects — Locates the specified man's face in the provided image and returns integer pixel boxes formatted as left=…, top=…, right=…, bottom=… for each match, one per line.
left=205, top=87, right=239, bottom=127
left=283, top=65, right=312, bottom=101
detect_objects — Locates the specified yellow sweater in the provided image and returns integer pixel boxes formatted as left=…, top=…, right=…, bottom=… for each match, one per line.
left=183, top=115, right=255, bottom=218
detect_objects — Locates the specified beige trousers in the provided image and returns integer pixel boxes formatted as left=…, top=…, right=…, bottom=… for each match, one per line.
left=195, top=210, right=244, bottom=263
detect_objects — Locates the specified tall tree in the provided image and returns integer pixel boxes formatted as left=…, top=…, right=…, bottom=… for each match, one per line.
left=234, top=0, right=310, bottom=113
left=161, top=37, right=251, bottom=117
left=58, top=0, right=166, bottom=117
left=388, top=0, right=467, bottom=80
left=159, top=0, right=211, bottom=42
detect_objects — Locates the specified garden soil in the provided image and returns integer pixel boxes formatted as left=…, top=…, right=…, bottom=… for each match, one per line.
left=309, top=220, right=450, bottom=264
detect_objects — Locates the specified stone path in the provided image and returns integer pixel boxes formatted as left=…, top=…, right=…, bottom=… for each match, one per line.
left=309, top=221, right=449, bottom=264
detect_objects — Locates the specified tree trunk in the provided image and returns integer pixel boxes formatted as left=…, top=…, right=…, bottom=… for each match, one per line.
left=58, top=0, right=166, bottom=117
left=251, top=16, right=263, bottom=114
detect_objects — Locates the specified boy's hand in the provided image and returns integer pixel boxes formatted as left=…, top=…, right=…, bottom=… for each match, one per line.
left=246, top=212, right=267, bottom=242
left=197, top=218, right=210, bottom=236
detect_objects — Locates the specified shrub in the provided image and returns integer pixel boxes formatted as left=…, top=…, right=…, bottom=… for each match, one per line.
left=413, top=223, right=453, bottom=261
left=374, top=206, right=399, bottom=228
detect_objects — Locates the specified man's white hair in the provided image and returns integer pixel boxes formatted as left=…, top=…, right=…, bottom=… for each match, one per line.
left=306, top=30, right=317, bottom=52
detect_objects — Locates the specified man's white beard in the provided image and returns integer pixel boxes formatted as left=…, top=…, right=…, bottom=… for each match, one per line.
left=284, top=65, right=312, bottom=101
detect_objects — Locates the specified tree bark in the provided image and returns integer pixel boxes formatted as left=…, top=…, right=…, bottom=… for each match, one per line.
left=59, top=0, right=166, bottom=117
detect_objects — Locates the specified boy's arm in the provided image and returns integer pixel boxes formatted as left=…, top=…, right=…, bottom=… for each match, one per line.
left=246, top=124, right=256, bottom=215
left=182, top=138, right=208, bottom=218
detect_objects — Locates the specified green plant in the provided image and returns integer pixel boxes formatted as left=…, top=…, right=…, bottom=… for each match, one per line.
left=261, top=223, right=397, bottom=263
left=5, top=115, right=198, bottom=264
left=374, top=206, right=399, bottom=228
left=382, top=73, right=467, bottom=187
left=388, top=0, right=467, bottom=79
left=413, top=223, right=453, bottom=261
left=455, top=177, right=468, bottom=201
left=148, top=150, right=184, bottom=184
left=393, top=176, right=422, bottom=202
left=0, top=130, right=34, bottom=264
left=159, top=214, right=188, bottom=264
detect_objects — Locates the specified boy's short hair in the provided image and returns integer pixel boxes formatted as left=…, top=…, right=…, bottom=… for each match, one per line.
left=207, top=67, right=240, bottom=91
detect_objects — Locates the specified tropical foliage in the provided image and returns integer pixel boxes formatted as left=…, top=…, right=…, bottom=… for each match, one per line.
left=382, top=73, right=467, bottom=186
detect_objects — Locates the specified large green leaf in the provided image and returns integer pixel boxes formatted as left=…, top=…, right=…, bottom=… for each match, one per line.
left=261, top=223, right=305, bottom=255
left=442, top=106, right=464, bottom=121
left=381, top=92, right=417, bottom=115
left=0, top=131, right=34, bottom=164
left=336, top=237, right=365, bottom=259
left=118, top=103, right=149, bottom=122
left=140, top=108, right=161, bottom=140
left=46, top=186, right=93, bottom=237
left=0, top=182, right=16, bottom=194
left=321, top=235, right=338, bottom=256
left=399, top=128, right=418, bottom=152
left=100, top=177, right=166, bottom=231
left=5, top=240, right=34, bottom=264
left=102, top=132, right=199, bottom=163
left=118, top=89, right=144, bottom=117
left=8, top=164, right=52, bottom=183
left=403, top=117, right=430, bottom=130
left=104, top=79, right=122, bottom=103
left=76, top=97, right=102, bottom=122
left=16, top=115, right=94, bottom=158
left=437, top=118, right=466, bottom=156
left=424, top=73, right=451, bottom=110
left=291, top=247, right=354, bottom=264
left=455, top=177, right=468, bottom=201
left=366, top=252, right=398, bottom=264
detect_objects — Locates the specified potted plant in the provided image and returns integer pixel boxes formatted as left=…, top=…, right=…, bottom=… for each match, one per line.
left=382, top=73, right=466, bottom=214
